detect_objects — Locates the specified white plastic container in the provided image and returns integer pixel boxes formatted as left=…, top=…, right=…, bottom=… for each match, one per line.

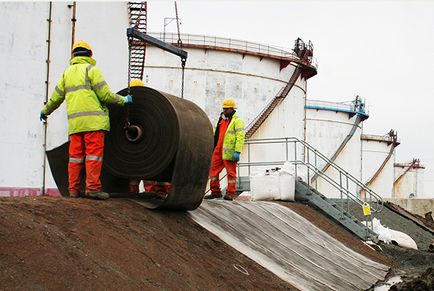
left=279, top=170, right=295, bottom=201
left=250, top=172, right=280, bottom=201
left=250, top=162, right=295, bottom=201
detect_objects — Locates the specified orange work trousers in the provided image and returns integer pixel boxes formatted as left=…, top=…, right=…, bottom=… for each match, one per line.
left=68, top=130, right=104, bottom=195
left=129, top=179, right=171, bottom=194
left=209, top=148, right=237, bottom=196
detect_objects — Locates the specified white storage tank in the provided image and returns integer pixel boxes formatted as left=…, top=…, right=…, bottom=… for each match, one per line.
left=145, top=32, right=304, bottom=126
left=238, top=40, right=317, bottom=178
left=394, top=159, right=425, bottom=198
left=0, top=2, right=130, bottom=195
left=239, top=75, right=309, bottom=176
left=305, top=98, right=368, bottom=198
left=361, top=132, right=399, bottom=198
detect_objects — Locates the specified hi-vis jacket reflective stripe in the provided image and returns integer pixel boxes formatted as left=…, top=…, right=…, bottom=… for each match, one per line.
left=42, top=56, right=125, bottom=135
left=214, top=112, right=245, bottom=161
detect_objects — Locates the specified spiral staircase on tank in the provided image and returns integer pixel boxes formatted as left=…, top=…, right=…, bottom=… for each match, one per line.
left=245, top=39, right=316, bottom=139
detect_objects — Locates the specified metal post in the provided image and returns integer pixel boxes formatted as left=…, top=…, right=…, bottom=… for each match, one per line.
left=294, top=141, right=298, bottom=178
left=307, top=148, right=310, bottom=188
left=42, top=1, right=53, bottom=196
left=68, top=2, right=76, bottom=52
left=346, top=175, right=350, bottom=214
left=248, top=142, right=251, bottom=177
left=314, top=149, right=318, bottom=189
left=285, top=138, right=288, bottom=161
left=340, top=172, right=344, bottom=218
left=163, top=17, right=178, bottom=42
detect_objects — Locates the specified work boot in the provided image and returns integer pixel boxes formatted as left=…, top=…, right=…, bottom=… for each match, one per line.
left=85, top=191, right=110, bottom=200
left=204, top=192, right=222, bottom=199
left=69, top=192, right=80, bottom=198
left=224, top=193, right=236, bottom=201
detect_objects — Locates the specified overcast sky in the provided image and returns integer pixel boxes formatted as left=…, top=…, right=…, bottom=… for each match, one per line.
left=147, top=0, right=434, bottom=197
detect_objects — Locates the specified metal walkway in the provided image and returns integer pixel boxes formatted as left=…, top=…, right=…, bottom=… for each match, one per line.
left=190, top=200, right=389, bottom=291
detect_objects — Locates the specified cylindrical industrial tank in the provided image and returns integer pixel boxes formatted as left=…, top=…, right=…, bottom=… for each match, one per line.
left=361, top=134, right=399, bottom=198
left=305, top=99, right=368, bottom=198
left=394, top=160, right=425, bottom=198
left=144, top=32, right=303, bottom=127
left=238, top=75, right=307, bottom=178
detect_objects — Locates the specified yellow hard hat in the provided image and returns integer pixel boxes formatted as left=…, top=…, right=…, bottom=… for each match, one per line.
left=72, top=40, right=92, bottom=53
left=129, top=79, right=144, bottom=87
left=222, top=98, right=236, bottom=108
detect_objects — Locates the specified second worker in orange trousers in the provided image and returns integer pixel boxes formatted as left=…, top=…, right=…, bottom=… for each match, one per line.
left=204, top=98, right=245, bottom=201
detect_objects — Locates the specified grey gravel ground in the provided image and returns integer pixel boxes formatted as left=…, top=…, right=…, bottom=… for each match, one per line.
left=329, top=199, right=434, bottom=288
left=334, top=200, right=434, bottom=251
left=373, top=206, right=433, bottom=251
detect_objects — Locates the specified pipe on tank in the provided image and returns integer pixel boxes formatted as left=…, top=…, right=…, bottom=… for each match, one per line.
left=42, top=1, right=53, bottom=195
left=68, top=2, right=77, bottom=52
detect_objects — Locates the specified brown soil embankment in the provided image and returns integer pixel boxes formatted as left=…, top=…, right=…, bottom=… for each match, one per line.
left=0, top=197, right=295, bottom=290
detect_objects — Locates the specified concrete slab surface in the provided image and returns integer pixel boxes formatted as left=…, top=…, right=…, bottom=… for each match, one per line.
left=191, top=200, right=389, bottom=290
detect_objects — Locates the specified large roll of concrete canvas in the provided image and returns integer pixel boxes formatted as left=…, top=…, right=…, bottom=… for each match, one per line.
left=47, top=86, right=214, bottom=211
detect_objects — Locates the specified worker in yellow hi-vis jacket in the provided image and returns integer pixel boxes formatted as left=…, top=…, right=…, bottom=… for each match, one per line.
left=40, top=40, right=132, bottom=200
left=204, top=98, right=245, bottom=201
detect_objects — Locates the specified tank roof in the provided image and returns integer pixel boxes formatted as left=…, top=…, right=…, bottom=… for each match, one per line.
left=361, top=134, right=401, bottom=146
left=148, top=32, right=318, bottom=72
left=306, top=99, right=369, bottom=119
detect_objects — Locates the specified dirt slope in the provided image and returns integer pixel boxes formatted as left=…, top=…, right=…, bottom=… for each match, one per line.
left=0, top=197, right=295, bottom=290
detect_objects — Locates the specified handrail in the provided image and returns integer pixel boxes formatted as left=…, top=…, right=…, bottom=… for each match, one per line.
left=241, top=137, right=383, bottom=213
left=237, top=160, right=363, bottom=207
left=148, top=32, right=299, bottom=60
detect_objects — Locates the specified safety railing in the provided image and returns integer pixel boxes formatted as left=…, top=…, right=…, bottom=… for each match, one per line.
left=148, top=32, right=299, bottom=60
left=238, top=137, right=384, bottom=216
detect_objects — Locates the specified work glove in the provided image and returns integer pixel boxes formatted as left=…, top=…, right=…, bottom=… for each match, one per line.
left=233, top=151, right=241, bottom=162
left=123, top=95, right=133, bottom=104
left=40, top=111, right=47, bottom=121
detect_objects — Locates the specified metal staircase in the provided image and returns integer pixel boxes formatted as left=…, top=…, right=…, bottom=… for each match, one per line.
left=245, top=39, right=314, bottom=139
left=236, top=137, right=383, bottom=241
left=295, top=180, right=377, bottom=241
left=127, top=1, right=147, bottom=80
